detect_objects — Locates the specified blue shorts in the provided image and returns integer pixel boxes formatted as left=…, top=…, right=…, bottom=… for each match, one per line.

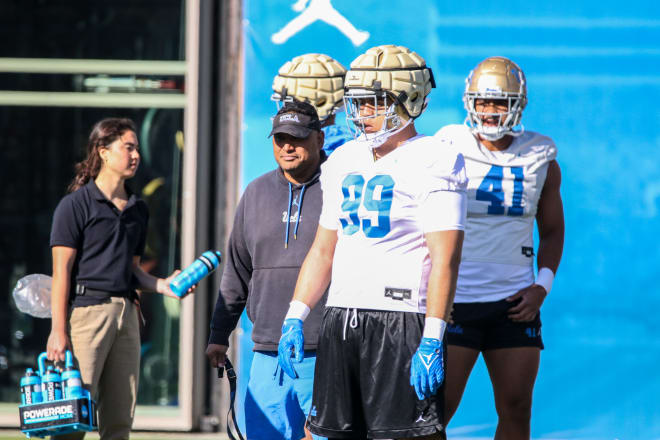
left=245, top=350, right=325, bottom=440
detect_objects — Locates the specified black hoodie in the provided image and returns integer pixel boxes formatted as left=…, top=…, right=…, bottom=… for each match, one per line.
left=209, top=156, right=328, bottom=351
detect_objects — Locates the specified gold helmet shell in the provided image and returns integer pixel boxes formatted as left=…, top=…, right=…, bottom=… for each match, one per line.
left=272, top=53, right=347, bottom=121
left=463, top=56, right=527, bottom=140
left=344, top=44, right=435, bottom=119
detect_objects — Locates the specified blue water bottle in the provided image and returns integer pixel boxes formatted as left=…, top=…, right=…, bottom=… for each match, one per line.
left=170, top=250, right=222, bottom=297
left=42, top=366, right=63, bottom=402
left=62, top=351, right=84, bottom=399
left=20, top=368, right=43, bottom=405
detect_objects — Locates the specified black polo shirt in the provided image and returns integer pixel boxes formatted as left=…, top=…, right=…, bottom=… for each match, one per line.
left=50, top=180, right=149, bottom=302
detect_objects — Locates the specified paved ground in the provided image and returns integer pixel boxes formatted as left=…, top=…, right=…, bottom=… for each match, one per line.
left=0, top=429, right=228, bottom=439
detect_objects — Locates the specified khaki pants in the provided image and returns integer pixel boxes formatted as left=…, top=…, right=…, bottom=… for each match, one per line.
left=54, top=297, right=140, bottom=440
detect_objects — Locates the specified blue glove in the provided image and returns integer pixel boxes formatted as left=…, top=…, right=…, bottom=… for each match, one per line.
left=410, top=337, right=444, bottom=400
left=277, top=318, right=305, bottom=379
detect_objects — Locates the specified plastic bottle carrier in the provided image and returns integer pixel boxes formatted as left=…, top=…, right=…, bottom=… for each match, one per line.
left=19, top=351, right=97, bottom=438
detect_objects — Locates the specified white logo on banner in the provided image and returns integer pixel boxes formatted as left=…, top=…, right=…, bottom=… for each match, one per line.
left=271, top=0, right=370, bottom=46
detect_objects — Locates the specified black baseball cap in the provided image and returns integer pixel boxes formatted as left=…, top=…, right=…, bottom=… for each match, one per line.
left=269, top=101, right=321, bottom=138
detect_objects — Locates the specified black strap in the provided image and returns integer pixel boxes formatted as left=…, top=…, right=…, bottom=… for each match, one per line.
left=72, top=284, right=136, bottom=308
left=218, top=357, right=244, bottom=440
left=75, top=284, right=131, bottom=298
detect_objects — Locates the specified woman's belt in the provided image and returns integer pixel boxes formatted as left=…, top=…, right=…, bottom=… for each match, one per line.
left=73, top=284, right=133, bottom=306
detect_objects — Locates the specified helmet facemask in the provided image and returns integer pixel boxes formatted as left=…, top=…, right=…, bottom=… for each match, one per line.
left=463, top=92, right=525, bottom=141
left=344, top=88, right=411, bottom=150
left=271, top=90, right=295, bottom=110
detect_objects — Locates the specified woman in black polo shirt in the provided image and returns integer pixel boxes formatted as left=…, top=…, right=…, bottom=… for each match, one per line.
left=47, top=118, right=188, bottom=440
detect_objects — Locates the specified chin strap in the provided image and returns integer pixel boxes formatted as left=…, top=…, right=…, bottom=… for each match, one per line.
left=218, top=358, right=244, bottom=440
left=366, top=116, right=412, bottom=150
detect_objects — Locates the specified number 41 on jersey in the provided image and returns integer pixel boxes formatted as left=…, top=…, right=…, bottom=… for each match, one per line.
left=476, top=165, right=525, bottom=216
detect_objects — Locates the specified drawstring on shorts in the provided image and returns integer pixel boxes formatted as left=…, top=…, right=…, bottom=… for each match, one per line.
left=342, top=308, right=359, bottom=340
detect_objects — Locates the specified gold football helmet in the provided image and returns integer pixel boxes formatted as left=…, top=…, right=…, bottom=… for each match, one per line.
left=271, top=53, right=347, bottom=121
left=463, top=56, right=527, bottom=141
left=343, top=44, right=435, bottom=149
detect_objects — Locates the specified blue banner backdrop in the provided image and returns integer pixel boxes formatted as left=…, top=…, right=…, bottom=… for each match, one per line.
left=238, top=1, right=660, bottom=437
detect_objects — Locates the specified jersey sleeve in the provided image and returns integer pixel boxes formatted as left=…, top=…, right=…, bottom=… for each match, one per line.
left=418, top=141, right=469, bottom=232
left=421, top=140, right=469, bottom=195
left=50, top=194, right=85, bottom=249
left=419, top=190, right=467, bottom=232
left=318, top=157, right=341, bottom=230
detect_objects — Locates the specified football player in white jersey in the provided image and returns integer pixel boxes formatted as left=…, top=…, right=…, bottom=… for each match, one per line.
left=272, top=53, right=353, bottom=155
left=436, top=57, right=564, bottom=440
left=277, top=44, right=467, bottom=439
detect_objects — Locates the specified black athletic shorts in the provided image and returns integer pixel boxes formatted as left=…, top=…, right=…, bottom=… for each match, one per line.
left=307, top=307, right=446, bottom=439
left=446, top=298, right=544, bottom=351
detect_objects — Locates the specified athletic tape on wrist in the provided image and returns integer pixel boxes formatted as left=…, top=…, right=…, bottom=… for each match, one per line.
left=284, top=300, right=311, bottom=322
left=423, top=317, right=447, bottom=339
left=535, top=267, right=555, bottom=294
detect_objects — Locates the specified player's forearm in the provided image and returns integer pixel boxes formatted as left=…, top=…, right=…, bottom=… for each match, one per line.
left=424, top=230, right=463, bottom=321
left=536, top=160, right=564, bottom=274
left=426, top=260, right=459, bottom=321
left=290, top=226, right=337, bottom=310
left=292, top=246, right=333, bottom=310
left=537, top=222, right=564, bottom=274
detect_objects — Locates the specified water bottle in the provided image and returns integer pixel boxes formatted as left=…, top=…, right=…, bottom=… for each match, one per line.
left=170, top=250, right=222, bottom=297
left=20, top=368, right=43, bottom=405
left=62, top=351, right=84, bottom=399
left=42, top=366, right=63, bottom=402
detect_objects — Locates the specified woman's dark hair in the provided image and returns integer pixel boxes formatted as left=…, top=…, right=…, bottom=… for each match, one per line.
left=68, top=118, right=137, bottom=193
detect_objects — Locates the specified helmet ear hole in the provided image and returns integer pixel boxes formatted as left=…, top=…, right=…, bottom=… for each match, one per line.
left=409, top=92, right=419, bottom=102
left=395, top=105, right=410, bottom=121
left=316, top=97, right=327, bottom=107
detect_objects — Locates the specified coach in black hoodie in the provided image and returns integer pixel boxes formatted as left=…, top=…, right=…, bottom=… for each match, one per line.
left=206, top=101, right=328, bottom=440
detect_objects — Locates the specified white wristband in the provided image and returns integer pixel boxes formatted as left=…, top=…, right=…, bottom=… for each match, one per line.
left=535, top=267, right=555, bottom=294
left=422, top=317, right=447, bottom=339
left=284, top=300, right=311, bottom=322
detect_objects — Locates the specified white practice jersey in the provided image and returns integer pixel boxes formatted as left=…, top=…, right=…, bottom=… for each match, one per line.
left=319, top=134, right=468, bottom=313
left=436, top=124, right=557, bottom=303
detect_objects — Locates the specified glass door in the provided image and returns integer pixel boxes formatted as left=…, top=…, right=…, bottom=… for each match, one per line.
left=0, top=0, right=197, bottom=429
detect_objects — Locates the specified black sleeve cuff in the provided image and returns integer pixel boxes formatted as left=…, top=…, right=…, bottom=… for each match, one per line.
left=208, top=327, right=231, bottom=346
